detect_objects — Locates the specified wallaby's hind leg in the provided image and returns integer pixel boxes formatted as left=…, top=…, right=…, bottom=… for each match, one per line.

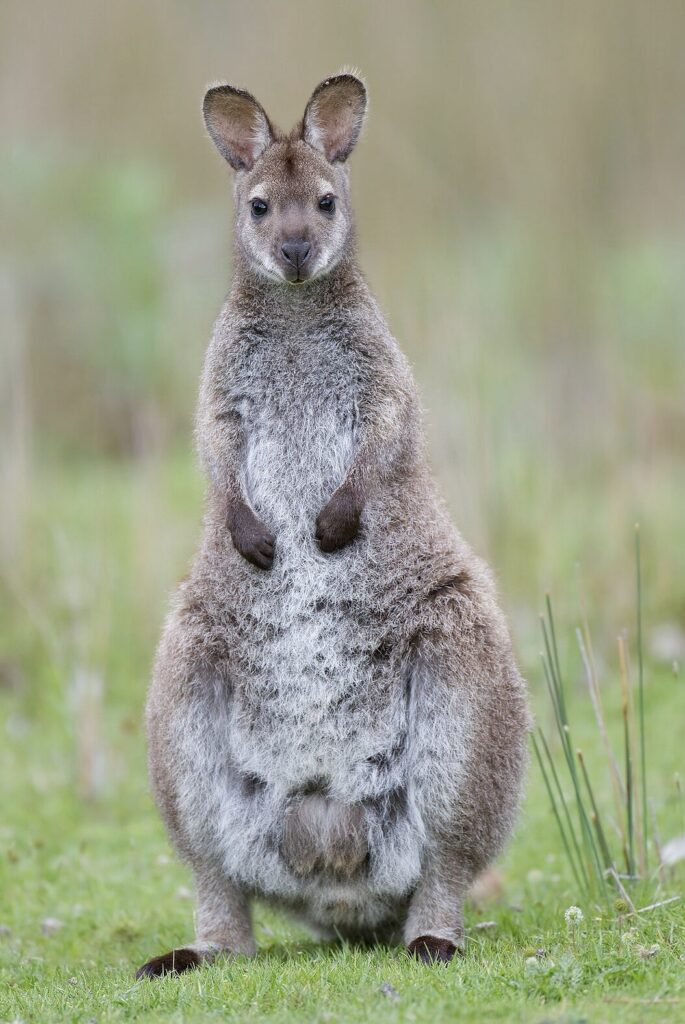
left=403, top=846, right=471, bottom=964
left=136, top=870, right=255, bottom=979
left=401, top=607, right=528, bottom=966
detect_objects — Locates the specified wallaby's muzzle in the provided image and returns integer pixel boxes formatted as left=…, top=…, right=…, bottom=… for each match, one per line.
left=280, top=239, right=312, bottom=283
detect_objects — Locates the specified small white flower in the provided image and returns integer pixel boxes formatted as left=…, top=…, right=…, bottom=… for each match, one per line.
left=41, top=917, right=63, bottom=937
left=564, top=905, right=584, bottom=926
left=525, top=955, right=554, bottom=974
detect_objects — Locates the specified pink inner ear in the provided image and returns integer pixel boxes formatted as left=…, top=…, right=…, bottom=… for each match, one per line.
left=305, top=81, right=365, bottom=163
left=205, top=89, right=272, bottom=171
left=231, top=127, right=264, bottom=170
left=322, top=119, right=355, bottom=162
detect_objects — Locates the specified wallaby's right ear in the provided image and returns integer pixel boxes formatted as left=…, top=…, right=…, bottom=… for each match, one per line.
left=203, top=85, right=274, bottom=171
left=303, top=74, right=367, bottom=163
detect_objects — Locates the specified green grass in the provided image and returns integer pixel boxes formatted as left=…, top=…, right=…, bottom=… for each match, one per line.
left=1, top=457, right=683, bottom=1023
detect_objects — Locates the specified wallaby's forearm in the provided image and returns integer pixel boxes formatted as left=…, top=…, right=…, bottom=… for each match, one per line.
left=346, top=384, right=417, bottom=493
left=315, top=354, right=418, bottom=553
left=197, top=352, right=275, bottom=570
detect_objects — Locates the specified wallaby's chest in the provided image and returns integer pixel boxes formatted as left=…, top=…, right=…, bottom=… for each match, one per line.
left=230, top=330, right=361, bottom=524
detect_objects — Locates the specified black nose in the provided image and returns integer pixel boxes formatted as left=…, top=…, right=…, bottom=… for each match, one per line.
left=281, top=240, right=311, bottom=269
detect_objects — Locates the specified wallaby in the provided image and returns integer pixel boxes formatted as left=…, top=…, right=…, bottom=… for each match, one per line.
left=137, top=73, right=529, bottom=978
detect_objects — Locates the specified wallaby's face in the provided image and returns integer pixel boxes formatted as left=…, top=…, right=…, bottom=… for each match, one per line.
left=229, top=142, right=352, bottom=285
left=203, top=75, right=367, bottom=285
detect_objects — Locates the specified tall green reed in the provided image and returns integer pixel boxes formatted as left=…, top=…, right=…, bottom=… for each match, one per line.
left=535, top=534, right=656, bottom=905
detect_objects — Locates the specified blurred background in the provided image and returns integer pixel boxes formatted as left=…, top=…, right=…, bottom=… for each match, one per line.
left=1, top=1, right=684, bottom=799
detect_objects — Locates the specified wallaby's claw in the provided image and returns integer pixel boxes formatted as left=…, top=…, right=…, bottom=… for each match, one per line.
left=315, top=484, right=362, bottom=553
left=237, top=530, right=275, bottom=570
left=228, top=501, right=275, bottom=570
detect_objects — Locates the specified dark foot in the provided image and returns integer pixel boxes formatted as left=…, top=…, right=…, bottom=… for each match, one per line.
left=315, top=483, right=362, bottom=553
left=135, top=947, right=201, bottom=979
left=228, top=500, right=275, bottom=570
left=407, top=935, right=458, bottom=965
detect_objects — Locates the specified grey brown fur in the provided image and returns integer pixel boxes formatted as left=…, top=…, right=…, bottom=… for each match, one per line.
left=138, top=73, right=530, bottom=979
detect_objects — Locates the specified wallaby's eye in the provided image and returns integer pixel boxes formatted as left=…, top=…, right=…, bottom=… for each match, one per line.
left=251, top=198, right=268, bottom=218
left=318, top=194, right=336, bottom=214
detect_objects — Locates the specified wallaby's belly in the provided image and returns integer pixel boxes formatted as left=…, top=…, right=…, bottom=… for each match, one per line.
left=206, top=619, right=424, bottom=930
left=210, top=362, right=425, bottom=927
left=216, top=660, right=424, bottom=931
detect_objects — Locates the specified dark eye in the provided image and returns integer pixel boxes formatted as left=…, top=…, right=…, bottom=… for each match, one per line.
left=251, top=198, right=268, bottom=218
left=319, top=194, right=336, bottom=214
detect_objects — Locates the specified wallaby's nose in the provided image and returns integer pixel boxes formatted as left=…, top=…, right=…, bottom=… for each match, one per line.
left=281, top=240, right=311, bottom=269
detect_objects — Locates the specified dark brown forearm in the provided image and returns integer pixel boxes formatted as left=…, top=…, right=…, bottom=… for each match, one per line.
left=315, top=381, right=417, bottom=553
left=198, top=367, right=275, bottom=571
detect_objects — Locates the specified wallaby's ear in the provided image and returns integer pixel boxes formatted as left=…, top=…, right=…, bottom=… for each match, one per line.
left=203, top=84, right=274, bottom=171
left=302, top=74, right=367, bottom=164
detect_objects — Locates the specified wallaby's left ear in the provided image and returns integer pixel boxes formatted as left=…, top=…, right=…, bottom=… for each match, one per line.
left=302, top=74, right=367, bottom=164
left=203, top=84, right=274, bottom=171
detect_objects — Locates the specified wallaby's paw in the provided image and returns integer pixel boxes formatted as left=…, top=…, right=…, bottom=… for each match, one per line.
left=229, top=502, right=275, bottom=570
left=406, top=935, right=458, bottom=965
left=135, top=947, right=201, bottom=979
left=236, top=529, right=275, bottom=570
left=315, top=484, right=362, bottom=553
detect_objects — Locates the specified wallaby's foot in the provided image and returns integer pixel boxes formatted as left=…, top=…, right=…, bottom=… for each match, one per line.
left=228, top=500, right=275, bottom=570
left=407, top=935, right=458, bottom=965
left=315, top=483, right=362, bottom=553
left=136, top=947, right=202, bottom=979
left=135, top=874, right=255, bottom=981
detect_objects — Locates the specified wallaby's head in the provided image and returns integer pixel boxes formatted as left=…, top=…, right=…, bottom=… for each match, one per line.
left=203, top=74, right=367, bottom=285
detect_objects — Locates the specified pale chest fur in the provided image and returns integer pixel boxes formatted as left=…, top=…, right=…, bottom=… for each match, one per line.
left=219, top=324, right=409, bottom=800
left=231, top=327, right=361, bottom=532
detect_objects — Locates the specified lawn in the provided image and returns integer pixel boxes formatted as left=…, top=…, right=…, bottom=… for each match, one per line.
left=1, top=457, right=683, bottom=1023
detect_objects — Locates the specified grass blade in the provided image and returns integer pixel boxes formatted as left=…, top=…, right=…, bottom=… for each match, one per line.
left=576, top=625, right=626, bottom=828
left=532, top=732, right=587, bottom=895
left=618, top=634, right=635, bottom=876
left=538, top=729, right=589, bottom=893
left=545, top=593, right=566, bottom=721
left=635, top=524, right=648, bottom=872
left=577, top=748, right=614, bottom=873
left=540, top=643, right=607, bottom=896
